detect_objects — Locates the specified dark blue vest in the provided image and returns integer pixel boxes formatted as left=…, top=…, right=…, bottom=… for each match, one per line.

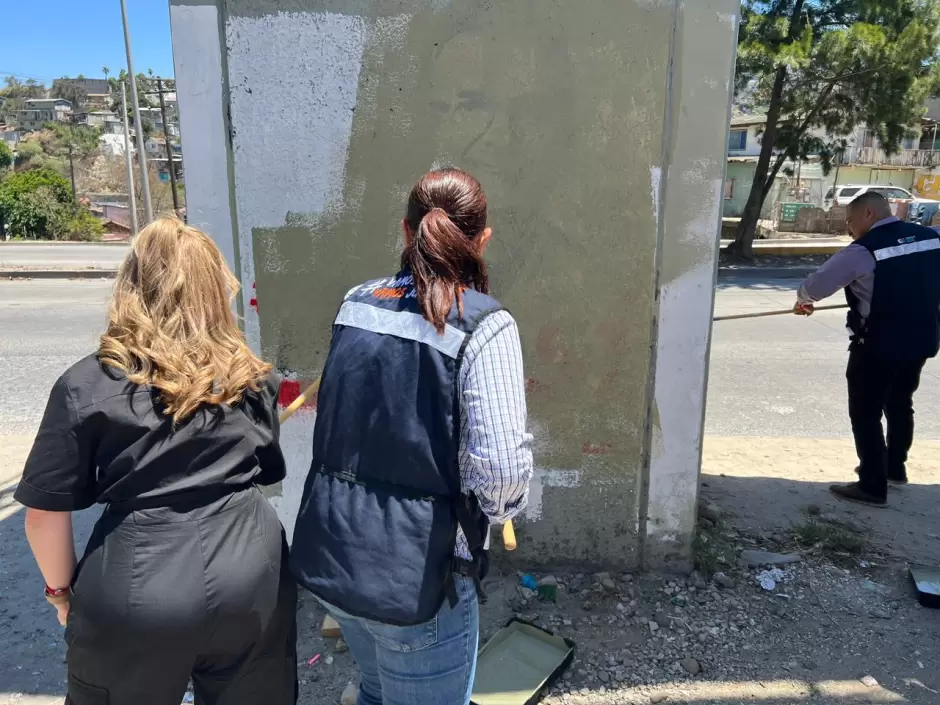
left=289, top=271, right=503, bottom=625
left=846, top=221, right=940, bottom=361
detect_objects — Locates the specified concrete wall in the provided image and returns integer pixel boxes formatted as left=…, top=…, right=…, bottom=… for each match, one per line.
left=170, top=0, right=739, bottom=570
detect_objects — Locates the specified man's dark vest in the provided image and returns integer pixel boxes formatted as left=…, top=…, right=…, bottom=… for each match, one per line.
left=845, top=221, right=940, bottom=361
left=289, top=271, right=503, bottom=625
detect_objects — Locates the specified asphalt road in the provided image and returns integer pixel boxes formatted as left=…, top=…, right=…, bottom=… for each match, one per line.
left=0, top=243, right=128, bottom=270
left=708, top=277, right=940, bottom=439
left=3, top=277, right=939, bottom=444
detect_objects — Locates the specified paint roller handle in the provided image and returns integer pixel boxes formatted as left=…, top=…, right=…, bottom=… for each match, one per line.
left=502, top=520, right=517, bottom=551
left=279, top=378, right=321, bottom=424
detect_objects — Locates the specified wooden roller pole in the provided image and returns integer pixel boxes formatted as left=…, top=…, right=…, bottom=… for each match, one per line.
left=502, top=521, right=517, bottom=551
left=713, top=303, right=847, bottom=322
left=278, top=378, right=321, bottom=424
left=278, top=376, right=520, bottom=550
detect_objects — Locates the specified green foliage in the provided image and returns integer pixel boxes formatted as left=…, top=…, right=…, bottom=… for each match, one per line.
left=51, top=78, right=88, bottom=109
left=0, top=168, right=72, bottom=204
left=4, top=186, right=68, bottom=239
left=14, top=141, right=45, bottom=169
left=138, top=116, right=154, bottom=139
left=740, top=0, right=940, bottom=156
left=0, top=76, right=44, bottom=100
left=0, top=141, right=12, bottom=171
left=42, top=121, right=102, bottom=159
left=0, top=168, right=74, bottom=238
left=732, top=0, right=940, bottom=253
left=63, top=208, right=104, bottom=242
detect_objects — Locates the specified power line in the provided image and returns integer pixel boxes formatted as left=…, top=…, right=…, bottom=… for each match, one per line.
left=0, top=70, right=56, bottom=82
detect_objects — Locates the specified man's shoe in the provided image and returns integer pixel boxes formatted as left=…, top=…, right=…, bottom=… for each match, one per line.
left=829, top=482, right=887, bottom=508
left=854, top=466, right=908, bottom=487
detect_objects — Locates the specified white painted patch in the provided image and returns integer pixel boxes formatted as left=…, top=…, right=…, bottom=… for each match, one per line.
left=225, top=11, right=372, bottom=351
left=770, top=405, right=795, bottom=415
left=650, top=166, right=662, bottom=232
left=647, top=163, right=724, bottom=543
left=169, top=4, right=237, bottom=274
left=717, top=12, right=738, bottom=28
left=524, top=468, right=582, bottom=521
left=647, top=264, right=713, bottom=542
left=269, top=409, right=316, bottom=541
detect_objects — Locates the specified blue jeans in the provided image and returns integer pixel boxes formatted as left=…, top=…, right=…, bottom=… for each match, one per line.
left=318, top=575, right=479, bottom=705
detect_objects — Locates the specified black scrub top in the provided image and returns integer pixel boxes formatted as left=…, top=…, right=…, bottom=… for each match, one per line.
left=15, top=354, right=286, bottom=512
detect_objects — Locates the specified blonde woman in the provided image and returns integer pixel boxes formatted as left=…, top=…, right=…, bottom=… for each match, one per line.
left=16, top=219, right=297, bottom=705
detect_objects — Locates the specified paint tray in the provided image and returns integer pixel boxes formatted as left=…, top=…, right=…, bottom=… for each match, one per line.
left=909, top=564, right=940, bottom=608
left=471, top=619, right=575, bottom=705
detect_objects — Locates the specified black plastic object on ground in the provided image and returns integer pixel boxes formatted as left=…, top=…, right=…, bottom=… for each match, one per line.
left=471, top=619, right=575, bottom=705
left=909, top=564, right=940, bottom=608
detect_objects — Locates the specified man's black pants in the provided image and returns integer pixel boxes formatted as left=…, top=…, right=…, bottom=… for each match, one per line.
left=847, top=343, right=927, bottom=499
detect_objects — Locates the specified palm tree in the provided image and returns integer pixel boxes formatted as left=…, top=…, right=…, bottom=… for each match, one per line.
left=102, top=67, right=110, bottom=80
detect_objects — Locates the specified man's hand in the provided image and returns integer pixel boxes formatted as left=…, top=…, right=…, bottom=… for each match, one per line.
left=793, top=302, right=815, bottom=316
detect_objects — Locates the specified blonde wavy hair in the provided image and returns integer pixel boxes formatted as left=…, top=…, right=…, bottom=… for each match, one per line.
left=99, top=218, right=271, bottom=423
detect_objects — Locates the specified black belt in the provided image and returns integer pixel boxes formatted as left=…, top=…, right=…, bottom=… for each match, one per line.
left=104, top=483, right=254, bottom=513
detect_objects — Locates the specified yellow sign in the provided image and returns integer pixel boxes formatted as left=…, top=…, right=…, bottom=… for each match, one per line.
left=915, top=173, right=940, bottom=198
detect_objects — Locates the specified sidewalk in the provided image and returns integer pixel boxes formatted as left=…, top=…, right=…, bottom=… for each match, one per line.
left=0, top=242, right=129, bottom=279
left=0, top=240, right=836, bottom=280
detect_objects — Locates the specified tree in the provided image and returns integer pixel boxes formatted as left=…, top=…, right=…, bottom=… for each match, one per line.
left=0, top=141, right=12, bottom=171
left=0, top=169, right=73, bottom=238
left=102, top=67, right=110, bottom=81
left=1, top=77, right=45, bottom=100
left=729, top=0, right=940, bottom=258
left=52, top=78, right=88, bottom=109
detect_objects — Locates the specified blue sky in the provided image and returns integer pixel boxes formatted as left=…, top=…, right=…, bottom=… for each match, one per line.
left=0, top=1, right=174, bottom=85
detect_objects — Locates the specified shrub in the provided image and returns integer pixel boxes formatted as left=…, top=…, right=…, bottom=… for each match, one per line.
left=63, top=208, right=104, bottom=242
left=0, top=169, right=73, bottom=239
left=6, top=187, right=68, bottom=239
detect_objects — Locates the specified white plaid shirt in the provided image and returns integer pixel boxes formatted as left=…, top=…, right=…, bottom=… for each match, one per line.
left=455, top=310, right=534, bottom=559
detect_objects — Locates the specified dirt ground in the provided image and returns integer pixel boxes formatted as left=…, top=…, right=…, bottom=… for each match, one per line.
left=702, top=436, right=940, bottom=567
left=3, top=436, right=940, bottom=705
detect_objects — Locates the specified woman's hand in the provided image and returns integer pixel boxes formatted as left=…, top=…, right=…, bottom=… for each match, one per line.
left=55, top=601, right=70, bottom=627
left=23, top=509, right=78, bottom=629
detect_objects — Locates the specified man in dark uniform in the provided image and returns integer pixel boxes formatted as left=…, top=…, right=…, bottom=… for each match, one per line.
left=794, top=192, right=940, bottom=507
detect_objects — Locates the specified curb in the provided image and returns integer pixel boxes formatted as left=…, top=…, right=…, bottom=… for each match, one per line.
left=748, top=245, right=843, bottom=256
left=0, top=269, right=117, bottom=280
left=0, top=240, right=130, bottom=246
left=718, top=267, right=814, bottom=280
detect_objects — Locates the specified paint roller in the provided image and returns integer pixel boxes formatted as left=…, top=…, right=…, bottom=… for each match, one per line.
left=279, top=377, right=519, bottom=551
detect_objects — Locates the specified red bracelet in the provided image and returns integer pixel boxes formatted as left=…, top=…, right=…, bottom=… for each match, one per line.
left=44, top=585, right=69, bottom=597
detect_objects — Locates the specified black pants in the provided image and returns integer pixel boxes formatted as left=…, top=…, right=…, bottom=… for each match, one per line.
left=847, top=343, right=927, bottom=499
left=65, top=487, right=298, bottom=705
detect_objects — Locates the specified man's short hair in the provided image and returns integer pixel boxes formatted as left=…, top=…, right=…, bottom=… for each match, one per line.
left=848, top=191, right=891, bottom=214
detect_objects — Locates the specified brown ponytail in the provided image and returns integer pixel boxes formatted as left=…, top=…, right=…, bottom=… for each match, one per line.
left=402, top=169, right=490, bottom=333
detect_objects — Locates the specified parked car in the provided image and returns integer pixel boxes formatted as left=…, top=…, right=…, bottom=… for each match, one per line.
left=824, top=184, right=939, bottom=225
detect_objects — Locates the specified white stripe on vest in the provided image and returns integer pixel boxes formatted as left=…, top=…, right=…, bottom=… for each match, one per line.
left=874, top=237, right=940, bottom=262
left=334, top=300, right=466, bottom=359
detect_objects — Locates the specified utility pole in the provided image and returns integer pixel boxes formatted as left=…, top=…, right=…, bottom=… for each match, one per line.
left=120, top=0, right=152, bottom=223
left=120, top=81, right=139, bottom=237
left=66, top=115, right=77, bottom=213
left=156, top=77, right=180, bottom=214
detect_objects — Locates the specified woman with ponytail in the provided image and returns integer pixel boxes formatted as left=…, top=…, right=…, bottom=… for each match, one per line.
left=291, top=168, right=533, bottom=704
